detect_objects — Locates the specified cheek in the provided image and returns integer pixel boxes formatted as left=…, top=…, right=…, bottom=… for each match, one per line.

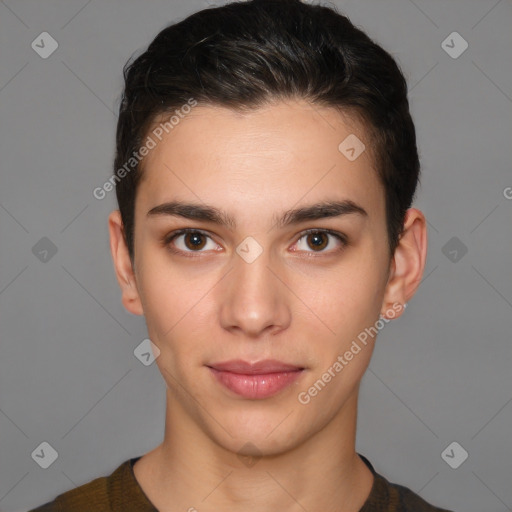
left=136, top=244, right=196, bottom=318
left=137, top=263, right=216, bottom=364
left=296, top=258, right=384, bottom=338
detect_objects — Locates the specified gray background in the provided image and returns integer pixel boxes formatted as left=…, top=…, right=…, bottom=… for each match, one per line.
left=0, top=0, right=511, bottom=511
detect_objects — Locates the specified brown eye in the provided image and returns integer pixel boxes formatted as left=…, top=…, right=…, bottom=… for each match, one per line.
left=183, top=232, right=207, bottom=250
left=165, top=229, right=220, bottom=255
left=293, top=229, right=347, bottom=254
left=306, top=232, right=328, bottom=251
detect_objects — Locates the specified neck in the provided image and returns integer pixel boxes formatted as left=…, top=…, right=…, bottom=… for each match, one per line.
left=134, top=386, right=374, bottom=512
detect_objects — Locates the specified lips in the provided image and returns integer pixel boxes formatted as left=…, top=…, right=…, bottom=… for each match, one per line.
left=208, top=359, right=304, bottom=374
left=207, top=359, right=305, bottom=399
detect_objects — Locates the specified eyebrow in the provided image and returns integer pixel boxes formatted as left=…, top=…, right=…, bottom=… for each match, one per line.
left=146, top=199, right=368, bottom=230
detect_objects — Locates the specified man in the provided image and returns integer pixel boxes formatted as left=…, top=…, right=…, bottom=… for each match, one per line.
left=30, top=0, right=453, bottom=510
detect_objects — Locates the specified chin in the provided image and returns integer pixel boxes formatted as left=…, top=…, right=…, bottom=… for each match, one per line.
left=207, top=413, right=307, bottom=458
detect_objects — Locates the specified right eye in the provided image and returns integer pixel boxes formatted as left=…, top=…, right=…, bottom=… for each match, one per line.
left=164, top=229, right=222, bottom=256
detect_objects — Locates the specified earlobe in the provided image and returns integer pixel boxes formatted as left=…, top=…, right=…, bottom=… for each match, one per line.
left=380, top=208, right=427, bottom=319
left=108, top=210, right=144, bottom=316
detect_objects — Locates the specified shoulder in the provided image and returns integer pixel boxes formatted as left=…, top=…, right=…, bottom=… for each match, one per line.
left=386, top=480, right=454, bottom=512
left=27, top=459, right=134, bottom=512
left=359, top=454, right=454, bottom=512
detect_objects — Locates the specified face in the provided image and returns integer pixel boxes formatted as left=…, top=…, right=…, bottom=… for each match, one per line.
left=113, top=99, right=397, bottom=456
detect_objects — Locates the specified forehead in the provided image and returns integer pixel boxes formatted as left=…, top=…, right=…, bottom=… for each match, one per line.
left=136, top=99, right=384, bottom=226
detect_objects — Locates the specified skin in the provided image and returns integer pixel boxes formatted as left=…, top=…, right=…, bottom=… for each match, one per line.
left=108, top=98, right=427, bottom=512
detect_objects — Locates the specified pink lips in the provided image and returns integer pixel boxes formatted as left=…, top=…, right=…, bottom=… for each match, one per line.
left=207, top=359, right=304, bottom=399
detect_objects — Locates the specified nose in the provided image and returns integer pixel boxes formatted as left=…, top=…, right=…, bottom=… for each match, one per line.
left=218, top=244, right=291, bottom=338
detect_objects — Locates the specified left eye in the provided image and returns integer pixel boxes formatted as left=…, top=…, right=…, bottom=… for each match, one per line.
left=292, top=229, right=346, bottom=254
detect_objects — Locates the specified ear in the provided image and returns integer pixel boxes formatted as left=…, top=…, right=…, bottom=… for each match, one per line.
left=108, top=210, right=144, bottom=316
left=381, top=208, right=427, bottom=319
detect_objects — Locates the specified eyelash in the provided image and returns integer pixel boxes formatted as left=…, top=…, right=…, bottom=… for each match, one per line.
left=162, top=228, right=348, bottom=258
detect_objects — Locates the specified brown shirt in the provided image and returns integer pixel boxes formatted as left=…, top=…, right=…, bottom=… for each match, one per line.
left=29, top=454, right=453, bottom=512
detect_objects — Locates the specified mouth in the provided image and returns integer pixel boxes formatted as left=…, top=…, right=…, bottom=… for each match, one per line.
left=206, top=359, right=305, bottom=399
